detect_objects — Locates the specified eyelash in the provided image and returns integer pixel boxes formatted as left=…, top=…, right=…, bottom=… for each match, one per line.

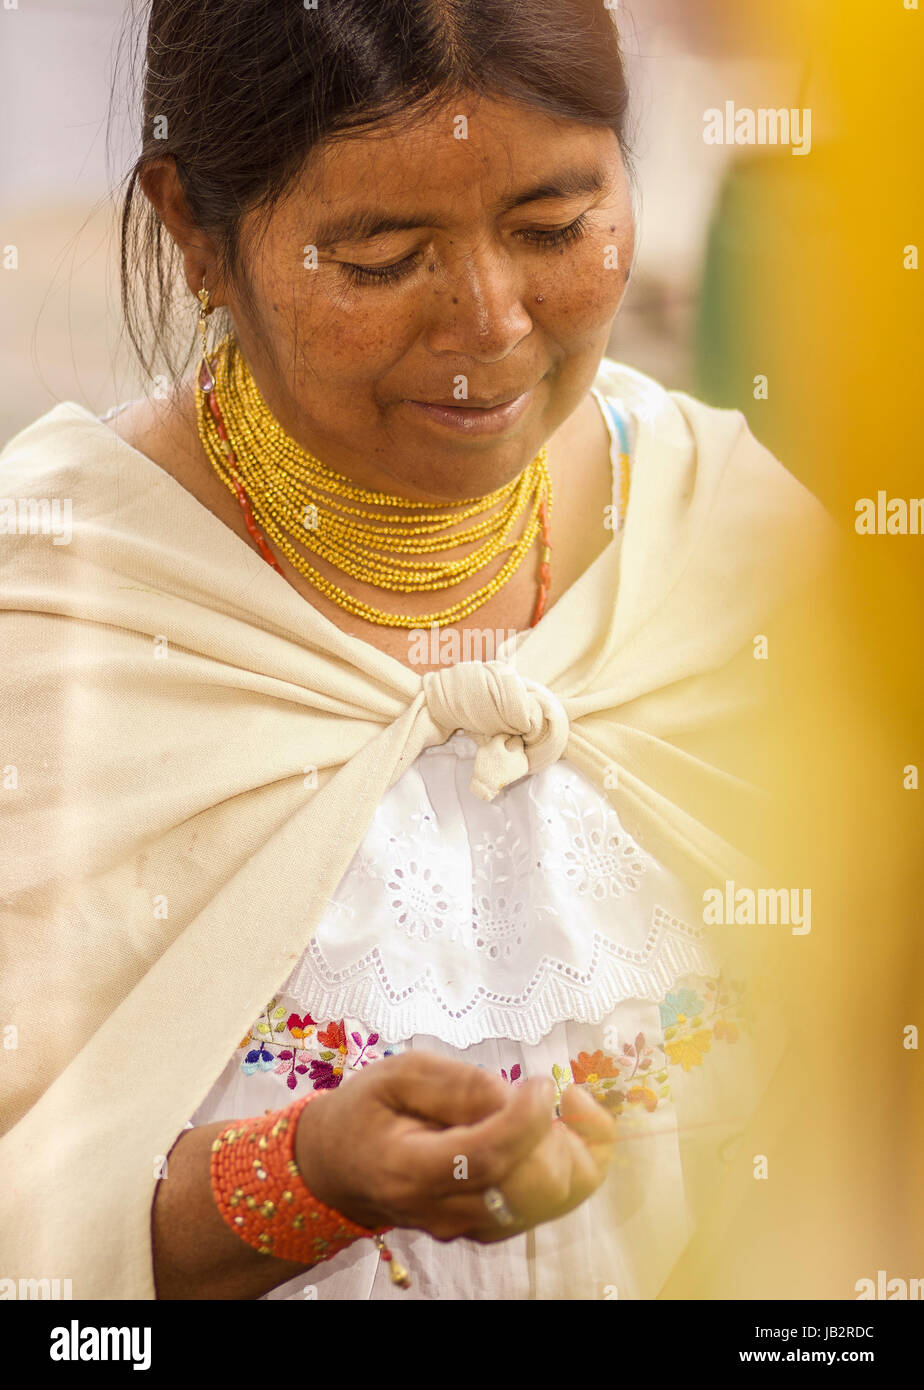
left=340, top=213, right=591, bottom=287
left=517, top=213, right=590, bottom=250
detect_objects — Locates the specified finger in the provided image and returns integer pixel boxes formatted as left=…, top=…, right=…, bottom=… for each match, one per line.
left=377, top=1051, right=510, bottom=1127
left=553, top=1119, right=612, bottom=1195
left=408, top=1133, right=574, bottom=1245
left=448, top=1123, right=605, bottom=1242
left=406, top=1188, right=534, bottom=1244
left=398, top=1075, right=557, bottom=1197
left=558, top=1085, right=620, bottom=1158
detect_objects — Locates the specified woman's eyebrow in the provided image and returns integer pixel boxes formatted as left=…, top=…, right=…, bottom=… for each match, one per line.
left=503, top=165, right=607, bottom=211
left=315, top=211, right=439, bottom=247
left=313, top=165, right=607, bottom=247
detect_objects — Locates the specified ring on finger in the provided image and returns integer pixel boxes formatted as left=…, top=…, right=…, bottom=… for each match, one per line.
left=482, top=1185, right=517, bottom=1228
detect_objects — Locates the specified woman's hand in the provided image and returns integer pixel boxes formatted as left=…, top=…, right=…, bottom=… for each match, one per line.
left=294, top=1051, right=619, bottom=1244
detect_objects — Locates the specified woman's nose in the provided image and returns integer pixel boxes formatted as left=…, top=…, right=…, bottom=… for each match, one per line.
left=423, top=246, right=534, bottom=362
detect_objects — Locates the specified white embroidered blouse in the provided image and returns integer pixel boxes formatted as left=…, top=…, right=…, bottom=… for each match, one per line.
left=154, top=378, right=770, bottom=1301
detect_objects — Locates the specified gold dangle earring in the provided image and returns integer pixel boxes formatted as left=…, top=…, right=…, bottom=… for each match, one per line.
left=197, top=275, right=216, bottom=393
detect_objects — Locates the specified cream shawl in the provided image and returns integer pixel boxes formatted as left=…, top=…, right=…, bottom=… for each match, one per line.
left=0, top=359, right=837, bottom=1297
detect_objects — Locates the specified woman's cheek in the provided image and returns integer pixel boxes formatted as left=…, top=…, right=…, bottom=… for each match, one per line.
left=543, top=240, right=632, bottom=343
left=248, top=246, right=400, bottom=367
left=302, top=276, right=422, bottom=370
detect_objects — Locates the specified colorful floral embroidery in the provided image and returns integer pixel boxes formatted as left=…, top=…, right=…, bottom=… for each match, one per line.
left=555, top=1033, right=670, bottom=1117
left=664, top=1029, right=713, bottom=1073
left=236, top=974, right=753, bottom=1111
left=241, top=1047, right=275, bottom=1076
left=237, top=1001, right=384, bottom=1092
left=350, top=1029, right=381, bottom=1069
left=659, top=988, right=704, bottom=1029
left=659, top=977, right=751, bottom=1073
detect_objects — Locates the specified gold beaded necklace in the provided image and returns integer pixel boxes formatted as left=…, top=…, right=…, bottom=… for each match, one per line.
left=194, top=330, right=553, bottom=630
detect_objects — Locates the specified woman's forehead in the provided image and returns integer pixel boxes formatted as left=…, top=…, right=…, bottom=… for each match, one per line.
left=289, top=100, right=622, bottom=226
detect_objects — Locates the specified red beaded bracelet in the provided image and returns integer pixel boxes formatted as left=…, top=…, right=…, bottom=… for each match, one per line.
left=209, top=1091, right=410, bottom=1287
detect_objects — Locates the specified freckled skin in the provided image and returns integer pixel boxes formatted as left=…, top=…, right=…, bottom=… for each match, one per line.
left=187, top=92, right=635, bottom=502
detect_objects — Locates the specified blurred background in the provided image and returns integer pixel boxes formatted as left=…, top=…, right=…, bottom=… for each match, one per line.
left=1, top=0, right=922, bottom=1301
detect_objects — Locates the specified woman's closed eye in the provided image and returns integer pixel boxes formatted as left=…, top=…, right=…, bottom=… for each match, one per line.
left=339, top=213, right=591, bottom=287
left=513, top=212, right=589, bottom=249
left=341, top=252, right=421, bottom=287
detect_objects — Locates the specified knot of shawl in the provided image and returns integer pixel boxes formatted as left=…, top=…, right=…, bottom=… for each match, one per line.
left=422, top=660, right=570, bottom=802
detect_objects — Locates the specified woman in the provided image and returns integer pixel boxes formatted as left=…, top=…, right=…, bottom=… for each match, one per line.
left=0, top=0, right=834, bottom=1300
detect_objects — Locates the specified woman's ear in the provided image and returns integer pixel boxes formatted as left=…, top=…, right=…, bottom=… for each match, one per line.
left=138, top=157, right=225, bottom=304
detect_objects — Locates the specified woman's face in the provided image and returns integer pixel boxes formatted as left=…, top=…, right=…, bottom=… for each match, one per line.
left=221, top=91, right=635, bottom=501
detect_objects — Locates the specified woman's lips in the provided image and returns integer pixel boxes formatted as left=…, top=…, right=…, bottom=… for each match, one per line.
left=403, top=390, right=532, bottom=436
